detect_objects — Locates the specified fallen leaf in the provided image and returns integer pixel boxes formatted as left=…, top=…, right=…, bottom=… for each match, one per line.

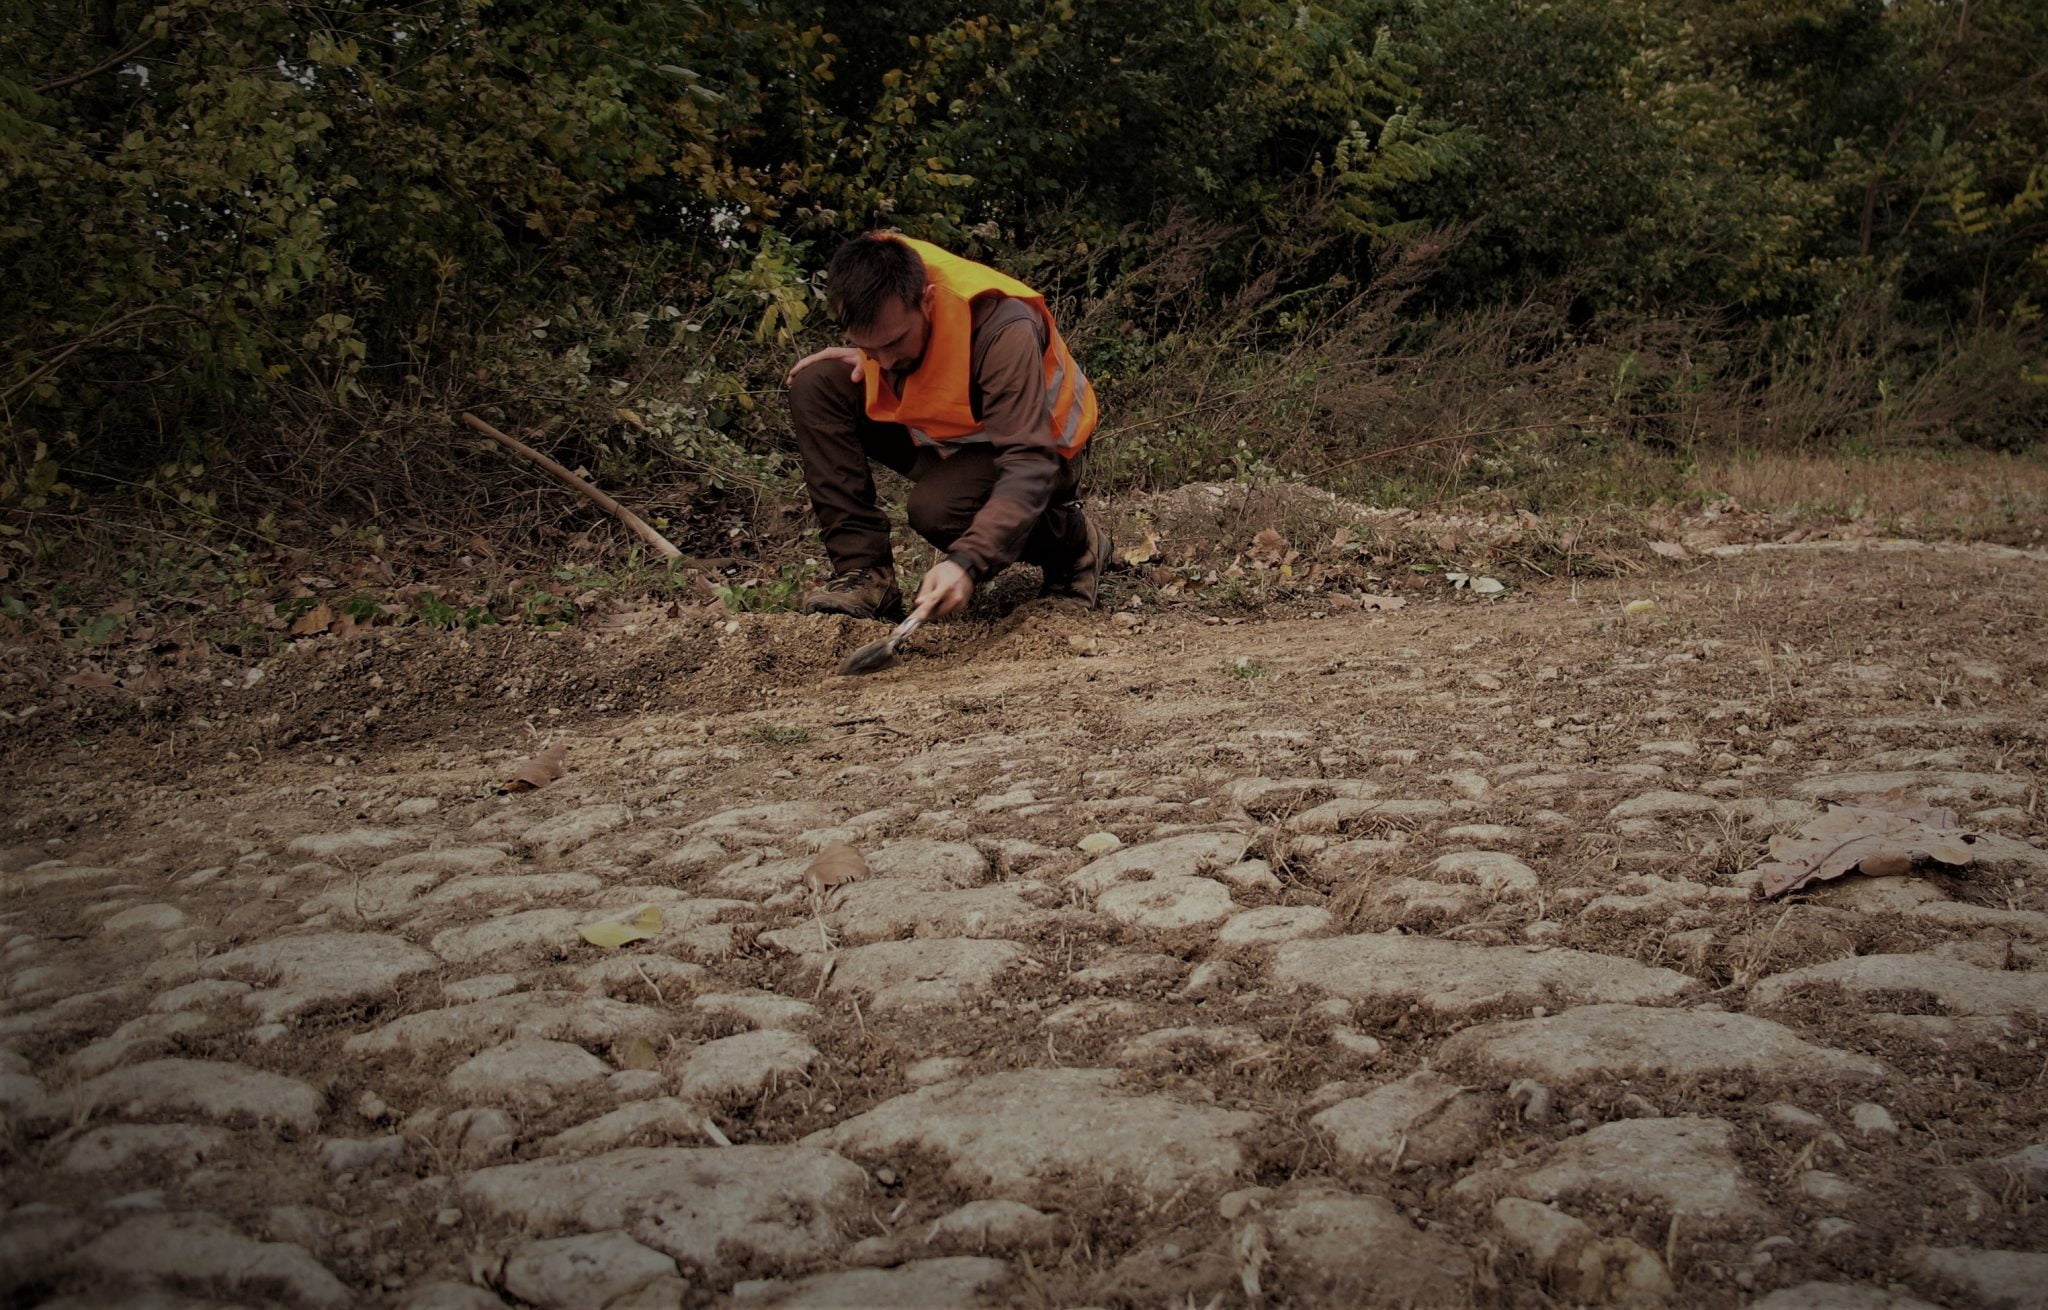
left=805, top=842, right=868, bottom=896
left=289, top=603, right=333, bottom=636
left=1330, top=527, right=1352, bottom=551
left=1469, top=576, right=1506, bottom=596
left=1119, top=529, right=1159, bottom=566
left=1248, top=529, right=1288, bottom=565
left=1078, top=831, right=1122, bottom=854
left=506, top=743, right=568, bottom=792
left=579, top=903, right=663, bottom=949
left=1753, top=795, right=1978, bottom=898
left=64, top=670, right=118, bottom=691
left=617, top=1036, right=661, bottom=1070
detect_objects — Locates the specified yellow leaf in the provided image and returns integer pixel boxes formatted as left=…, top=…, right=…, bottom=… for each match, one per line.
left=1119, top=529, right=1159, bottom=566
left=618, top=1036, right=661, bottom=1070
left=579, top=903, right=663, bottom=949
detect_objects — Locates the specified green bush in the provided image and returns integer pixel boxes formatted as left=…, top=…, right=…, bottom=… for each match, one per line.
left=1, top=0, right=2040, bottom=531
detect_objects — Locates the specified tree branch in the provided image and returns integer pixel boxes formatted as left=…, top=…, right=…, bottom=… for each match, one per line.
left=457, top=411, right=684, bottom=560
left=35, top=32, right=157, bottom=95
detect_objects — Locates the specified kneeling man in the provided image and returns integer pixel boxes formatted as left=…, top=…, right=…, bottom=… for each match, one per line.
left=785, top=231, right=1108, bottom=620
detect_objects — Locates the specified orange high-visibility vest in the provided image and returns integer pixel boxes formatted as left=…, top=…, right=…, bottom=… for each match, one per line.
left=860, top=236, right=1097, bottom=459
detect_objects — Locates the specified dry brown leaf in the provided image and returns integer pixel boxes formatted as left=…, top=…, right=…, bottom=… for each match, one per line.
left=1753, top=794, right=1978, bottom=898
left=64, top=670, right=118, bottom=691
left=289, top=603, right=333, bottom=637
left=1248, top=528, right=1288, bottom=564
left=1330, top=526, right=1352, bottom=551
left=506, top=742, right=568, bottom=792
left=1119, top=529, right=1160, bottom=567
left=805, top=842, right=869, bottom=896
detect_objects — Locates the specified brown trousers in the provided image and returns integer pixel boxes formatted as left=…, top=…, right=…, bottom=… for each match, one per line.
left=787, top=363, right=1089, bottom=578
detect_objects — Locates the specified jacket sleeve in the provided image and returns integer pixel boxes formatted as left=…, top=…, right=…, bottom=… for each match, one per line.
left=943, top=312, right=1062, bottom=582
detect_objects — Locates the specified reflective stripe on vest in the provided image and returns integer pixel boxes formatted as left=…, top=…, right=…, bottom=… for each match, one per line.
left=861, top=236, right=1095, bottom=459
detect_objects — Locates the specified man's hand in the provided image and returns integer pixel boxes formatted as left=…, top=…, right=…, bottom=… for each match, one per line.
left=784, top=346, right=865, bottom=387
left=915, top=559, right=973, bottom=618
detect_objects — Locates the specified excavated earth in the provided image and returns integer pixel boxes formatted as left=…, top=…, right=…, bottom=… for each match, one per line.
left=5, top=535, right=2048, bottom=1309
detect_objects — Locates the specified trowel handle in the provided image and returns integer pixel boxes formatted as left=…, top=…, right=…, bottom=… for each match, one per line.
left=890, top=598, right=937, bottom=644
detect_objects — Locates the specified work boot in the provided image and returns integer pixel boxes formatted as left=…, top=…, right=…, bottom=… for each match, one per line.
left=802, top=567, right=904, bottom=620
left=1040, top=514, right=1112, bottom=608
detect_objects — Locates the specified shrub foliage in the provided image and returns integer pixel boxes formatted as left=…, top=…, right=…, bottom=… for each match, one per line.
left=2, top=0, right=2042, bottom=519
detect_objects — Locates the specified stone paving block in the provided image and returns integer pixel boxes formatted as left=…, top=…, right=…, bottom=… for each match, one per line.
left=191, top=932, right=440, bottom=1022
left=865, top=840, right=989, bottom=885
left=828, top=877, right=1055, bottom=943
left=1750, top=1286, right=1942, bottom=1310
left=522, top=804, right=633, bottom=856
left=1751, top=954, right=2048, bottom=1017
left=1452, top=1115, right=1769, bottom=1229
left=1272, top=934, right=1694, bottom=1015
left=1910, top=1246, right=2048, bottom=1309
left=1312, top=1070, right=1495, bottom=1170
left=1439, top=1004, right=1889, bottom=1084
left=1432, top=850, right=1540, bottom=894
left=1068, top=832, right=1252, bottom=896
left=396, top=1282, right=512, bottom=1310
left=447, top=1039, right=611, bottom=1108
left=690, top=990, right=815, bottom=1030
left=729, top=1256, right=1009, bottom=1307
left=823, top=939, right=1026, bottom=1010
left=56, top=1123, right=234, bottom=1174
left=541, top=1098, right=708, bottom=1156
left=286, top=828, right=413, bottom=859
left=502, top=1230, right=679, bottom=1309
left=1260, top=1185, right=1475, bottom=1305
left=671, top=1030, right=815, bottom=1103
left=922, top=1200, right=1059, bottom=1252
left=1096, top=876, right=1236, bottom=931
left=683, top=801, right=838, bottom=840
left=1217, top=905, right=1334, bottom=947
left=67, top=1059, right=322, bottom=1133
left=807, top=1067, right=1262, bottom=1202
left=344, top=990, right=671, bottom=1058
left=459, top=1145, right=869, bottom=1278
left=73, top=1211, right=351, bottom=1308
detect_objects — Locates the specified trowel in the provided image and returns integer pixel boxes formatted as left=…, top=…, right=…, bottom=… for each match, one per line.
left=838, top=598, right=937, bottom=675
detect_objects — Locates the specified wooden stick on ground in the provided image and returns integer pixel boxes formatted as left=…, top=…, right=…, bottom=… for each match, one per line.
left=458, top=411, right=682, bottom=560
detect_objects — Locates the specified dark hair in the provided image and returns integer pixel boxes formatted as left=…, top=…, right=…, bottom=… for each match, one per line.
left=825, top=233, right=926, bottom=331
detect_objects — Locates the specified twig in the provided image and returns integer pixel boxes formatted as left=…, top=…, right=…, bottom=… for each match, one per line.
left=632, top=960, right=664, bottom=1006
left=34, top=32, right=158, bottom=94
left=457, top=411, right=682, bottom=560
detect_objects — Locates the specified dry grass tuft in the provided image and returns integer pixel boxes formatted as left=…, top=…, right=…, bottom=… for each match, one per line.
left=1694, top=448, right=2048, bottom=544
